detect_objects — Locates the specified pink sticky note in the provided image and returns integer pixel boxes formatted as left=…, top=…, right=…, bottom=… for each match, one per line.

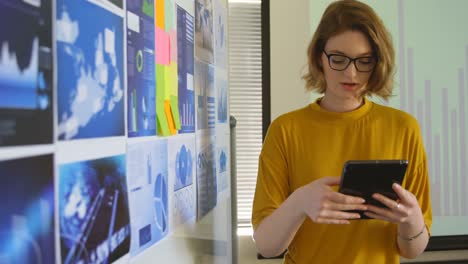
left=155, top=27, right=170, bottom=65
left=170, top=29, right=177, bottom=62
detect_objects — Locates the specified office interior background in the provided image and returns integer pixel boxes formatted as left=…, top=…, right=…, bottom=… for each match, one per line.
left=0, top=0, right=467, bottom=263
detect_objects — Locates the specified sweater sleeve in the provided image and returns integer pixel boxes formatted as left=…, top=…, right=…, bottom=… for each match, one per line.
left=402, top=119, right=433, bottom=233
left=251, top=120, right=291, bottom=230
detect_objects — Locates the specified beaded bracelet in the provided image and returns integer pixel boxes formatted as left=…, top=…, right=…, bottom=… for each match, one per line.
left=398, top=224, right=427, bottom=241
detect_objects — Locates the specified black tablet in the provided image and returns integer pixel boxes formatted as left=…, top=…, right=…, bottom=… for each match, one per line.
left=338, top=160, right=408, bottom=218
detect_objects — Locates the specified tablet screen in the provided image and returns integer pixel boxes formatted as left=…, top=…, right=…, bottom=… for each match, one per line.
left=338, top=160, right=408, bottom=217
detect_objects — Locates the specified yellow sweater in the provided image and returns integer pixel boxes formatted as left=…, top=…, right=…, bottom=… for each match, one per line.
left=252, top=98, right=432, bottom=264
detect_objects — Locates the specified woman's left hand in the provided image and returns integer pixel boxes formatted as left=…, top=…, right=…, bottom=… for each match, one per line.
left=364, top=183, right=422, bottom=224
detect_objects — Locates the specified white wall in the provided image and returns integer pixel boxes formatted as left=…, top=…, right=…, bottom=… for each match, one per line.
left=269, top=0, right=312, bottom=121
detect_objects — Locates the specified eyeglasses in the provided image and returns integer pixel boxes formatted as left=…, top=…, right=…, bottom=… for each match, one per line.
left=323, top=50, right=377, bottom=72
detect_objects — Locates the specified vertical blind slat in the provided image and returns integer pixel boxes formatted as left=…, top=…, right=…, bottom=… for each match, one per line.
left=228, top=0, right=262, bottom=227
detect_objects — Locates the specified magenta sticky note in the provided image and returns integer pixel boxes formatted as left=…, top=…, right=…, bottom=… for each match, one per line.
left=170, top=29, right=177, bottom=62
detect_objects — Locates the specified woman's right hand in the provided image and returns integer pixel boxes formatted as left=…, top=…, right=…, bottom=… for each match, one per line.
left=296, top=176, right=368, bottom=224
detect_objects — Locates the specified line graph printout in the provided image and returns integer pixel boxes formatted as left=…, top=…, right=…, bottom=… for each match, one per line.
left=0, top=0, right=53, bottom=146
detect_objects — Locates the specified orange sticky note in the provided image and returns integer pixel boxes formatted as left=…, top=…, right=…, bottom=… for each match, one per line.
left=164, top=100, right=177, bottom=135
left=156, top=0, right=165, bottom=29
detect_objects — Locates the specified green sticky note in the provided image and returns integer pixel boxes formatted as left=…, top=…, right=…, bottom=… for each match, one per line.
left=165, top=0, right=174, bottom=30
left=156, top=64, right=170, bottom=136
left=170, top=95, right=181, bottom=129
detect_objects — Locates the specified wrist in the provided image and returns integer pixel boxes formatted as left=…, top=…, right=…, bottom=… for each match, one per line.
left=398, top=214, right=426, bottom=241
left=398, top=223, right=426, bottom=241
left=291, top=186, right=308, bottom=218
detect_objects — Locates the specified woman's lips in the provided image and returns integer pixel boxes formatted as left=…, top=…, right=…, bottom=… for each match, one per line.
left=341, top=82, right=358, bottom=91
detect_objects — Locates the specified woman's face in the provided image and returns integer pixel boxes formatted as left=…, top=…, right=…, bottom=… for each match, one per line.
left=321, top=30, right=374, bottom=102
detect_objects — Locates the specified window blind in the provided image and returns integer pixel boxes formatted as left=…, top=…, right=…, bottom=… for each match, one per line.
left=228, top=0, right=263, bottom=228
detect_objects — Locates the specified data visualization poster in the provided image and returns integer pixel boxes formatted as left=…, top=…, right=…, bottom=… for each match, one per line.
left=127, top=140, right=169, bottom=256
left=59, top=155, right=130, bottom=264
left=195, top=59, right=215, bottom=131
left=177, top=5, right=196, bottom=133
left=0, top=0, right=53, bottom=146
left=196, top=134, right=217, bottom=219
left=0, top=155, right=55, bottom=264
left=127, top=0, right=157, bottom=137
left=169, top=134, right=196, bottom=228
left=213, top=0, right=227, bottom=69
left=216, top=73, right=228, bottom=124
left=56, top=0, right=124, bottom=140
left=217, top=144, right=228, bottom=193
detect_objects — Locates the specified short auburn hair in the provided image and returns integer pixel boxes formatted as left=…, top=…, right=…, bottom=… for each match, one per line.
left=303, top=0, right=395, bottom=100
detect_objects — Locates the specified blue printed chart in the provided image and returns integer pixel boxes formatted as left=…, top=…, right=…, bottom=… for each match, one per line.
left=195, top=59, right=215, bottom=131
left=217, top=146, right=228, bottom=193
left=58, top=155, right=130, bottom=264
left=213, top=0, right=227, bottom=69
left=127, top=0, right=157, bottom=137
left=177, top=5, right=196, bottom=133
left=0, top=155, right=55, bottom=264
left=196, top=134, right=217, bottom=219
left=0, top=0, right=53, bottom=146
left=169, top=134, right=196, bottom=228
left=127, top=140, right=169, bottom=256
left=216, top=73, right=228, bottom=124
left=56, top=0, right=124, bottom=140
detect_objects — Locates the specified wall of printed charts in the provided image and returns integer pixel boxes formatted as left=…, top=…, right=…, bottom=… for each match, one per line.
left=0, top=0, right=231, bottom=263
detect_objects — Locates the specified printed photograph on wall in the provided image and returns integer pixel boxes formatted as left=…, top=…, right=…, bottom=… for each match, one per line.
left=169, top=134, right=196, bottom=228
left=58, top=155, right=130, bottom=264
left=0, top=0, right=53, bottom=146
left=127, top=0, right=157, bottom=137
left=196, top=133, right=217, bottom=219
left=195, top=59, right=215, bottom=131
left=177, top=5, right=196, bottom=133
left=0, top=155, right=55, bottom=264
left=127, top=139, right=169, bottom=256
left=194, top=0, right=214, bottom=63
left=56, top=0, right=124, bottom=140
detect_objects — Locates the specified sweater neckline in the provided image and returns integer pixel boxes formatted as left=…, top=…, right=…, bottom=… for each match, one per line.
left=308, top=97, right=373, bottom=122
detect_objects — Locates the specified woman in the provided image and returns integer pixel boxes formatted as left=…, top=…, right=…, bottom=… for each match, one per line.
left=251, top=1, right=432, bottom=263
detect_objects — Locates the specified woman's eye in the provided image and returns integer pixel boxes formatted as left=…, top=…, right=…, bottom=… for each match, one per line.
left=331, top=56, right=346, bottom=64
left=358, top=58, right=374, bottom=64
